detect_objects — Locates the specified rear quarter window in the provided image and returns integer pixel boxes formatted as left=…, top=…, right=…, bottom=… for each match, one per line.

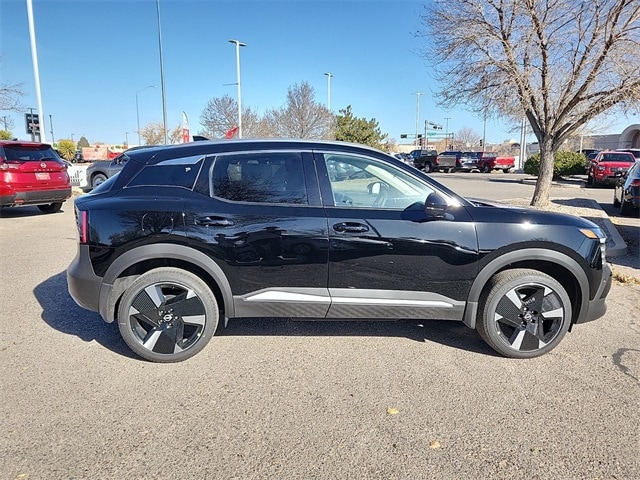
left=126, top=155, right=204, bottom=189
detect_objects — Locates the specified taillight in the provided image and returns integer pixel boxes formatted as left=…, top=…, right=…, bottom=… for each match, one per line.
left=77, top=209, right=88, bottom=243
left=630, top=179, right=640, bottom=187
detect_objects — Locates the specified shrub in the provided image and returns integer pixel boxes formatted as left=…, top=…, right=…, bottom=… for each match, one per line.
left=524, top=151, right=586, bottom=178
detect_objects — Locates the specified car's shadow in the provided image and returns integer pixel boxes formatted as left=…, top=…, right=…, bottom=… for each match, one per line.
left=33, top=271, right=137, bottom=359
left=35, top=271, right=497, bottom=360
left=0, top=205, right=69, bottom=218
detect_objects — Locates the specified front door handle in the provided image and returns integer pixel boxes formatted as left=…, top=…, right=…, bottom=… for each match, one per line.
left=195, top=216, right=234, bottom=227
left=333, top=222, right=369, bottom=233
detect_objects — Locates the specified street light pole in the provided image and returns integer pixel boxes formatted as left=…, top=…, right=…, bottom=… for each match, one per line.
left=412, top=92, right=423, bottom=147
left=156, top=0, right=168, bottom=145
left=136, top=85, right=156, bottom=146
left=49, top=114, right=55, bottom=144
left=229, top=39, right=246, bottom=139
left=125, top=132, right=129, bottom=147
left=324, top=72, right=334, bottom=111
left=71, top=133, right=75, bottom=143
left=444, top=117, right=451, bottom=150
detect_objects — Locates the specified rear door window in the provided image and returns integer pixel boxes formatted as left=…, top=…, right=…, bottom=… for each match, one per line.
left=211, top=151, right=308, bottom=204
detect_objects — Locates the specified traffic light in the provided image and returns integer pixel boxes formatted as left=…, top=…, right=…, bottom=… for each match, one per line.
left=479, top=139, right=483, bottom=147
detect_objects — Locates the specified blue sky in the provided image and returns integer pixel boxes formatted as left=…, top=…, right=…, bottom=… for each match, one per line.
left=1, top=0, right=634, bottom=147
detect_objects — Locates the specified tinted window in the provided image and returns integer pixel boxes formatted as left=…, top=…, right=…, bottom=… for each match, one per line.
left=323, top=153, right=434, bottom=209
left=1, top=144, right=60, bottom=163
left=127, top=155, right=204, bottom=188
left=601, top=153, right=634, bottom=163
left=212, top=152, right=308, bottom=204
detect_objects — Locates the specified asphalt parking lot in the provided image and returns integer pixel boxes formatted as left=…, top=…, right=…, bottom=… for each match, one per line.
left=1, top=176, right=639, bottom=480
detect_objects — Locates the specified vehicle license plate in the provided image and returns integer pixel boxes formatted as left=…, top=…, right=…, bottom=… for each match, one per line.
left=36, top=172, right=50, bottom=180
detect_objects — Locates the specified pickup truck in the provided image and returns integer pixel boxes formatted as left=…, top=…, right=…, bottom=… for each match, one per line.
left=436, top=151, right=463, bottom=172
left=408, top=149, right=440, bottom=172
left=476, top=152, right=515, bottom=173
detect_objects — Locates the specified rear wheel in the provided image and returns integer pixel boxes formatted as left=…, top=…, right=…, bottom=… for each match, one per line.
left=483, top=164, right=491, bottom=173
left=117, top=268, right=219, bottom=362
left=423, top=163, right=432, bottom=173
left=476, top=269, right=572, bottom=359
left=37, top=202, right=62, bottom=213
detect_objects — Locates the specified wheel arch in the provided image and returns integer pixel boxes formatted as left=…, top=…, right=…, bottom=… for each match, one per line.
left=462, top=248, right=589, bottom=329
left=98, top=244, right=234, bottom=325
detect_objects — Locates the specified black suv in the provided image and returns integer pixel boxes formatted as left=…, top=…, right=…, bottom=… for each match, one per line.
left=67, top=139, right=612, bottom=362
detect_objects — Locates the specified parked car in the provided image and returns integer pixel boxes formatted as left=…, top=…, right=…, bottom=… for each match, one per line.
left=613, top=160, right=640, bottom=216
left=67, top=139, right=611, bottom=362
left=408, top=149, right=439, bottom=172
left=393, top=152, right=414, bottom=165
left=0, top=140, right=72, bottom=213
left=587, top=150, right=636, bottom=186
left=82, top=146, right=149, bottom=191
left=457, top=152, right=481, bottom=172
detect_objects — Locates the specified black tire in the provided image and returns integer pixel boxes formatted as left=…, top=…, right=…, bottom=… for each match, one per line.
left=586, top=171, right=594, bottom=186
left=476, top=269, right=572, bottom=359
left=502, top=168, right=511, bottom=174
left=620, top=199, right=633, bottom=217
left=483, top=164, right=491, bottom=173
left=423, top=163, right=432, bottom=173
left=37, top=202, right=62, bottom=214
left=91, top=173, right=107, bottom=189
left=117, top=267, right=219, bottom=362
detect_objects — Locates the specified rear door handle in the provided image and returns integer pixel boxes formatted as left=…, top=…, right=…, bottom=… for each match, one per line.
left=195, top=216, right=234, bottom=227
left=333, top=222, right=369, bottom=233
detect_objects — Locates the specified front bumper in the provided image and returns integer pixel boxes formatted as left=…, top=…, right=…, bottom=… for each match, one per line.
left=575, top=263, right=612, bottom=324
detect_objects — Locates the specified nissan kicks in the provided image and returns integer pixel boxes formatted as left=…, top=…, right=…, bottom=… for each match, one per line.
left=67, top=139, right=612, bottom=362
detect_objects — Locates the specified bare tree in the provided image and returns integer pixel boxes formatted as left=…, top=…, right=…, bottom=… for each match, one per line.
left=0, top=115, right=15, bottom=131
left=419, top=0, right=640, bottom=206
left=199, top=95, right=265, bottom=138
left=456, top=127, right=482, bottom=149
left=139, top=122, right=165, bottom=145
left=264, top=82, right=333, bottom=139
left=0, top=58, right=25, bottom=113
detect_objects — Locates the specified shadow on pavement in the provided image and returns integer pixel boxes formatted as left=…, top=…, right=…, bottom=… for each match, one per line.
left=35, top=272, right=498, bottom=358
left=33, top=271, right=136, bottom=359
left=219, top=317, right=498, bottom=356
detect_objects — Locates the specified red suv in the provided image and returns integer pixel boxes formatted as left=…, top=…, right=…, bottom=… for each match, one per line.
left=0, top=141, right=72, bottom=213
left=587, top=150, right=636, bottom=187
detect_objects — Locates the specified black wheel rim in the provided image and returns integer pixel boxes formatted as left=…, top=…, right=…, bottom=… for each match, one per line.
left=127, top=282, right=206, bottom=355
left=493, top=282, right=564, bottom=352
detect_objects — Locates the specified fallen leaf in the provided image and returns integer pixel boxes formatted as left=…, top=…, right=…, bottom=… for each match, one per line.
left=387, top=407, right=399, bottom=415
left=15, top=474, right=29, bottom=479
left=429, top=440, right=441, bottom=449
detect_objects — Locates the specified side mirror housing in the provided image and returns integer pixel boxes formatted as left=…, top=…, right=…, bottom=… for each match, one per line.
left=424, top=192, right=448, bottom=219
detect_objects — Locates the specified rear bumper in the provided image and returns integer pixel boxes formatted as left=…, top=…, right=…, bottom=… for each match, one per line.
left=67, top=244, right=103, bottom=313
left=0, top=187, right=72, bottom=207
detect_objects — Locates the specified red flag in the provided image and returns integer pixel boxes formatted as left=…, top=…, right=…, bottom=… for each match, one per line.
left=225, top=126, right=239, bottom=139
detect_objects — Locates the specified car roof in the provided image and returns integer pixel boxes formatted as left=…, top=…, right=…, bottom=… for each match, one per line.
left=126, top=138, right=390, bottom=166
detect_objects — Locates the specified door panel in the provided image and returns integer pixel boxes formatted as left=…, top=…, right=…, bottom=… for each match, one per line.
left=185, top=151, right=330, bottom=317
left=314, top=151, right=478, bottom=320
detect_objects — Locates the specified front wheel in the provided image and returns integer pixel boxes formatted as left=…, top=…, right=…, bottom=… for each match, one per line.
left=476, top=269, right=572, bottom=359
left=91, top=173, right=107, bottom=189
left=37, top=202, right=62, bottom=213
left=117, top=268, right=219, bottom=362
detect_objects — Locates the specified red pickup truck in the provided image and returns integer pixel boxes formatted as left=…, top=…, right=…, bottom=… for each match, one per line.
left=476, top=152, right=516, bottom=173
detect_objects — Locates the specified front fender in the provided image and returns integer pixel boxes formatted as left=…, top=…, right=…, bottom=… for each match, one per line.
left=461, top=248, right=589, bottom=329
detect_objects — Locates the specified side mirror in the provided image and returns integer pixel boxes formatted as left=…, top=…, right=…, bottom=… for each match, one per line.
left=424, top=192, right=448, bottom=218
